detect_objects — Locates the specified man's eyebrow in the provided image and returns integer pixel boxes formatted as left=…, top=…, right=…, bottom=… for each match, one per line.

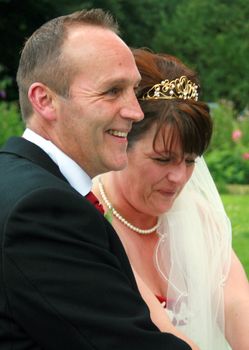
left=102, top=77, right=141, bottom=87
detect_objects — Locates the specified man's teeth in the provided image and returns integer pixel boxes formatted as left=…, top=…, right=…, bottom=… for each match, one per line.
left=108, top=130, right=128, bottom=137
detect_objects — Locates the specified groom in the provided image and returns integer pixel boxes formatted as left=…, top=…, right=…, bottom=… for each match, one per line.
left=0, top=9, right=191, bottom=350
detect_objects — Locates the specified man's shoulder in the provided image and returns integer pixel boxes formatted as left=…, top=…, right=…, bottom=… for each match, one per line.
left=0, top=137, right=71, bottom=206
left=1, top=136, right=67, bottom=182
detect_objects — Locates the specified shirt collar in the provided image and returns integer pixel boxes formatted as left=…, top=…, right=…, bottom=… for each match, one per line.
left=22, top=128, right=92, bottom=196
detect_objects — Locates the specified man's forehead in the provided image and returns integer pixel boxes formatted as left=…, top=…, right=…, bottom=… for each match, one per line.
left=64, top=26, right=140, bottom=87
left=65, top=25, right=121, bottom=49
left=64, top=27, right=135, bottom=66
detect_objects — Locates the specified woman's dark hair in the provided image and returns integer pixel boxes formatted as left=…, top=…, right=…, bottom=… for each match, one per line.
left=128, top=49, right=212, bottom=157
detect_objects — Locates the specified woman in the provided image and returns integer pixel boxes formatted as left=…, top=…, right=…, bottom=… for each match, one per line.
left=93, top=49, right=249, bottom=350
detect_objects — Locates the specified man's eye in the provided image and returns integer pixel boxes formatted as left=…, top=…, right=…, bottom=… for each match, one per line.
left=106, top=87, right=121, bottom=96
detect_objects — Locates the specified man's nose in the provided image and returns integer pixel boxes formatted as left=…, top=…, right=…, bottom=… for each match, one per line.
left=120, top=93, right=144, bottom=122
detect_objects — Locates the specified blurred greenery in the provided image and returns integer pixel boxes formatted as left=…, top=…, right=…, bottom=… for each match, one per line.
left=153, top=0, right=249, bottom=110
left=222, top=194, right=249, bottom=278
left=205, top=101, right=249, bottom=189
left=0, top=0, right=249, bottom=109
left=0, top=101, right=23, bottom=146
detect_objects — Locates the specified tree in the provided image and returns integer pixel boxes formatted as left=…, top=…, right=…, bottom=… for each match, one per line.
left=0, top=0, right=168, bottom=100
left=152, top=0, right=249, bottom=109
left=0, top=0, right=61, bottom=99
left=1, top=0, right=249, bottom=109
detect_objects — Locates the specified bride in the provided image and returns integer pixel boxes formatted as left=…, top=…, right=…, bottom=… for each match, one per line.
left=93, top=49, right=249, bottom=350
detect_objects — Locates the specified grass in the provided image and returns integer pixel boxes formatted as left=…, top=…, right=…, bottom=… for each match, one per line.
left=221, top=193, right=249, bottom=278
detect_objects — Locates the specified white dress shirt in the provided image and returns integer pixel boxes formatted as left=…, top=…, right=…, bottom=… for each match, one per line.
left=22, top=128, right=92, bottom=197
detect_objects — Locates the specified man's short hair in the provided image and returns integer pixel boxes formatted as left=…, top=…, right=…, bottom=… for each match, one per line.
left=16, top=9, right=119, bottom=120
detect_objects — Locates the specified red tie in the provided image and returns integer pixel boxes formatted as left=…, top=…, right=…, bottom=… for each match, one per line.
left=85, top=191, right=104, bottom=215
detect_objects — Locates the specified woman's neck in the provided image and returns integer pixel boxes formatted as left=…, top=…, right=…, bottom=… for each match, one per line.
left=96, top=172, right=159, bottom=232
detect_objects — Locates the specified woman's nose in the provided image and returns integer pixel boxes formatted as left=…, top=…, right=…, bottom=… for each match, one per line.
left=167, top=163, right=188, bottom=184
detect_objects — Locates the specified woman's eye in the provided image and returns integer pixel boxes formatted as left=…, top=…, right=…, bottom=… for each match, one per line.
left=185, top=159, right=196, bottom=166
left=153, top=157, right=171, bottom=163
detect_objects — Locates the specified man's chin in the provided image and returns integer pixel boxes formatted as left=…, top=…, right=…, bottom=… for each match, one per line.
left=107, top=157, right=128, bottom=172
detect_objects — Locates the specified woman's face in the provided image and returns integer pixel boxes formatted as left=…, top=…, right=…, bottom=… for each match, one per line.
left=118, top=124, right=196, bottom=216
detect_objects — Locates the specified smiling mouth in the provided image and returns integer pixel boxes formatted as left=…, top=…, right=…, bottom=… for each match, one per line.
left=108, top=129, right=128, bottom=138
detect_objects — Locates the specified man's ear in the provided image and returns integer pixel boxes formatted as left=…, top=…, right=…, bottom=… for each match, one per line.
left=28, top=82, right=57, bottom=121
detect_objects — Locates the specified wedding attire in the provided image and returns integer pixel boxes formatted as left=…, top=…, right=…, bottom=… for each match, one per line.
left=0, top=132, right=191, bottom=350
left=156, top=157, right=232, bottom=350
left=85, top=191, right=105, bottom=214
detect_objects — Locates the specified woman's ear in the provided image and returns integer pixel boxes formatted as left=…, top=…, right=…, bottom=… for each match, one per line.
left=28, top=82, right=57, bottom=121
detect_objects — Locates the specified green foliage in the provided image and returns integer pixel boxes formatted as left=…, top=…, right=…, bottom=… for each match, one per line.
left=0, top=101, right=24, bottom=147
left=208, top=100, right=235, bottom=152
left=114, top=1, right=167, bottom=49
left=0, top=0, right=61, bottom=100
left=152, top=0, right=249, bottom=110
left=205, top=101, right=249, bottom=188
left=222, top=194, right=249, bottom=278
left=1, top=0, right=249, bottom=109
left=206, top=149, right=249, bottom=186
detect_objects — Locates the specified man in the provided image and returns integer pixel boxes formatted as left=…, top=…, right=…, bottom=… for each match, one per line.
left=0, top=9, right=192, bottom=349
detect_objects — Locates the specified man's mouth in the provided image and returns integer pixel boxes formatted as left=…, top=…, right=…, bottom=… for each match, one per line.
left=108, top=129, right=128, bottom=138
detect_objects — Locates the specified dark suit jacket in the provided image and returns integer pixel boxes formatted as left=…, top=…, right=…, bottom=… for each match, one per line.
left=0, top=137, right=191, bottom=350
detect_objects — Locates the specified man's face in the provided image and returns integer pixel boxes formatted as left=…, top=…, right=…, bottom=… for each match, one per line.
left=54, top=26, right=143, bottom=177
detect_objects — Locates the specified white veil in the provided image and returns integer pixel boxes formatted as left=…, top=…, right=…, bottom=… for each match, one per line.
left=156, top=157, right=232, bottom=349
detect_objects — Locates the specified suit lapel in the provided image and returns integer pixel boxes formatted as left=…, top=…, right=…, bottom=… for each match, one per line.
left=1, top=137, right=138, bottom=289
left=0, top=136, right=67, bottom=182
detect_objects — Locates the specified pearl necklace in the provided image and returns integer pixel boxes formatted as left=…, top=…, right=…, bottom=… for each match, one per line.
left=98, top=177, right=160, bottom=235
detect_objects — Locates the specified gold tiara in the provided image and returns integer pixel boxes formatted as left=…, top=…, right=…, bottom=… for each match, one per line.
left=141, top=75, right=199, bottom=101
